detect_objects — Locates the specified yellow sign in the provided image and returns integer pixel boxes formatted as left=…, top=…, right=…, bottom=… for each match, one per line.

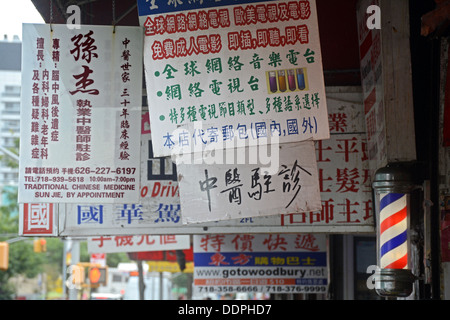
left=146, top=261, right=194, bottom=273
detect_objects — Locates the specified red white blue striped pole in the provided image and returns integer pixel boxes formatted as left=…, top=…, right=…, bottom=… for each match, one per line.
left=372, top=166, right=416, bottom=298
left=379, top=192, right=409, bottom=269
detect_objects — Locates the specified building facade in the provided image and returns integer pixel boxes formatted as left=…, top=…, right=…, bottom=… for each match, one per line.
left=0, top=39, right=21, bottom=188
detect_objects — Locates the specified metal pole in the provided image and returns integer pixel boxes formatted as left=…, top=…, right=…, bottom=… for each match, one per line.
left=137, top=260, right=145, bottom=300
left=68, top=240, right=80, bottom=300
left=5, top=237, right=27, bottom=244
left=159, top=272, right=163, bottom=299
left=62, top=239, right=67, bottom=300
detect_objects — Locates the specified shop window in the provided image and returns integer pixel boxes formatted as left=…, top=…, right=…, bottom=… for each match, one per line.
left=353, top=236, right=382, bottom=300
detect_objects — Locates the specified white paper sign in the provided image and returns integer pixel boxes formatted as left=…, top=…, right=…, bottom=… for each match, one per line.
left=139, top=0, right=329, bottom=157
left=176, top=140, right=322, bottom=223
left=19, top=24, right=143, bottom=203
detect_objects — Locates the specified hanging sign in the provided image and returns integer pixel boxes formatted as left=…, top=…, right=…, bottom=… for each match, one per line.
left=87, top=234, right=190, bottom=253
left=176, top=140, right=322, bottom=223
left=193, top=233, right=327, bottom=295
left=137, top=0, right=329, bottom=157
left=18, top=24, right=143, bottom=203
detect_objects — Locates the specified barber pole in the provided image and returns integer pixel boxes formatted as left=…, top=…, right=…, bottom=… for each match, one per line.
left=372, top=166, right=417, bottom=297
left=379, top=193, right=408, bottom=269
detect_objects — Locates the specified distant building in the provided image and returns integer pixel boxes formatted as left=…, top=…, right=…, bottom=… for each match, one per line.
left=0, top=37, right=21, bottom=187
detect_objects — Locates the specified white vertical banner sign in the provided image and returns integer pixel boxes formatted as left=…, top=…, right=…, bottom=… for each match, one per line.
left=19, top=24, right=143, bottom=203
left=19, top=203, right=58, bottom=236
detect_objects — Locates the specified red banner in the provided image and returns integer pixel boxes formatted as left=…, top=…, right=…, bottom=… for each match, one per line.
left=128, top=248, right=193, bottom=262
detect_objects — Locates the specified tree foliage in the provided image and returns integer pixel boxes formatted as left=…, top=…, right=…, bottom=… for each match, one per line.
left=0, top=187, right=46, bottom=299
left=0, top=139, right=53, bottom=299
left=0, top=139, right=130, bottom=299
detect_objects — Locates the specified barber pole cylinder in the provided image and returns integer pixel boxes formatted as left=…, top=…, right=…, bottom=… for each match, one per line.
left=372, top=166, right=416, bottom=298
left=379, top=193, right=409, bottom=269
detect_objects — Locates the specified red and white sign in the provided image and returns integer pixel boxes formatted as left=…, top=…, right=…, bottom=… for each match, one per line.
left=90, top=253, right=106, bottom=266
left=193, top=233, right=327, bottom=294
left=87, top=234, right=190, bottom=253
left=19, top=203, right=57, bottom=236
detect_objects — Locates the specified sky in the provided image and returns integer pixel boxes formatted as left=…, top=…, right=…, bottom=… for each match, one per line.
left=0, top=0, right=44, bottom=41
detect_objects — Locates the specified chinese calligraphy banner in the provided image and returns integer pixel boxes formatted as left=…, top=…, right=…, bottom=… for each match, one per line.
left=177, top=140, right=321, bottom=223
left=193, top=233, right=327, bottom=295
left=19, top=24, right=143, bottom=203
left=138, top=0, right=329, bottom=157
left=87, top=234, right=190, bottom=253
left=316, top=86, right=374, bottom=229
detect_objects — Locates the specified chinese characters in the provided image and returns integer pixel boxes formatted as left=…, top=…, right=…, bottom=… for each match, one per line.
left=29, top=37, right=61, bottom=160
left=198, top=161, right=311, bottom=212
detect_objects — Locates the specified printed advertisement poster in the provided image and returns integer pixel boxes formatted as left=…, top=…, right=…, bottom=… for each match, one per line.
left=193, top=233, right=327, bottom=295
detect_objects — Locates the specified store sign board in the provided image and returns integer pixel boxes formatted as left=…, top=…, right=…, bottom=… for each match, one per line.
left=19, top=24, right=143, bottom=203
left=87, top=234, right=190, bottom=253
left=193, top=233, right=327, bottom=295
left=138, top=0, right=329, bottom=157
